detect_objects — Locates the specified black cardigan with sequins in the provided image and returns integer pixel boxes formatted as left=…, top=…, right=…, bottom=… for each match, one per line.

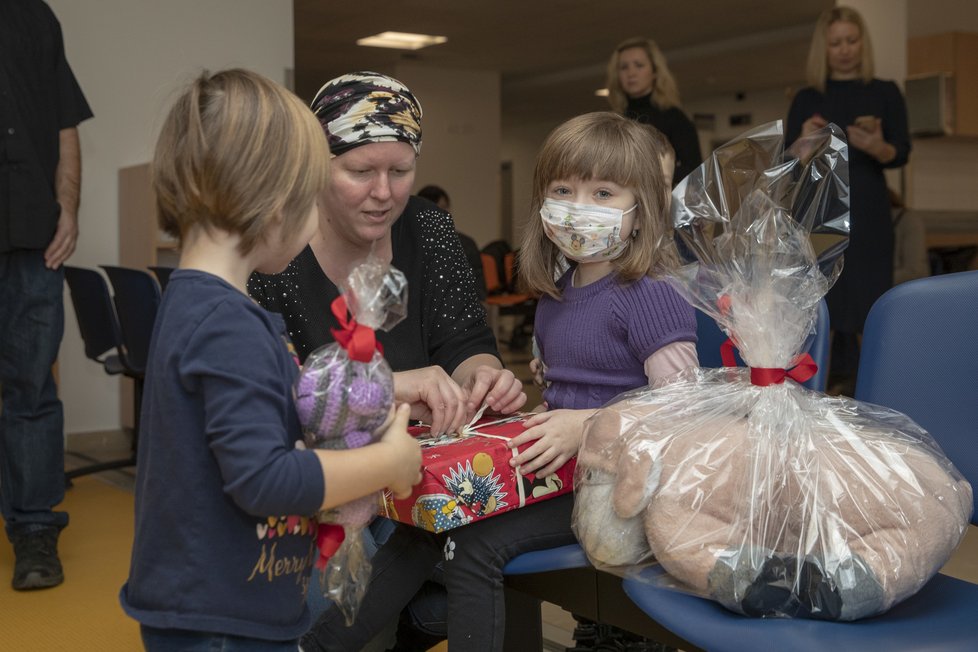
left=248, top=196, right=500, bottom=372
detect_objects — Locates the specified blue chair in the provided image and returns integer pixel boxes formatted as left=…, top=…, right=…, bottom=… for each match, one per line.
left=695, top=298, right=830, bottom=391
left=501, top=298, right=832, bottom=646
left=63, top=266, right=141, bottom=480
left=622, top=270, right=978, bottom=652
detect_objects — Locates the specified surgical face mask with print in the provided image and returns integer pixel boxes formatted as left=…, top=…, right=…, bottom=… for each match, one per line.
left=540, top=198, right=637, bottom=263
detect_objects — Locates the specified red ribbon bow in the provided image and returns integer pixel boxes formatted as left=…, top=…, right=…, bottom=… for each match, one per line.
left=315, top=523, right=346, bottom=569
left=720, top=338, right=817, bottom=387
left=329, top=295, right=383, bottom=363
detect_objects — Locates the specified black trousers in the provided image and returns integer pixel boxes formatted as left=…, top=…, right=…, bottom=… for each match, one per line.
left=303, top=494, right=576, bottom=652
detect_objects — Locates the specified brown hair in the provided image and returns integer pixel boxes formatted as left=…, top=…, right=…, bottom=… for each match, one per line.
left=518, top=112, right=679, bottom=300
left=805, top=6, right=875, bottom=92
left=605, top=37, right=682, bottom=114
left=153, top=68, right=329, bottom=255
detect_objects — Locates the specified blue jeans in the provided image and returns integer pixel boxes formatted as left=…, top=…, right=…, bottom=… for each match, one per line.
left=140, top=626, right=299, bottom=651
left=0, top=250, right=68, bottom=538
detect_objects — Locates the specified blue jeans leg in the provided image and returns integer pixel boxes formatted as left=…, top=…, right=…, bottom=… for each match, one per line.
left=0, top=250, right=68, bottom=539
left=140, top=625, right=299, bottom=651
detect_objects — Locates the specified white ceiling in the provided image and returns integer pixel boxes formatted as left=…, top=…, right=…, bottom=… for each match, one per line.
left=293, top=0, right=834, bottom=126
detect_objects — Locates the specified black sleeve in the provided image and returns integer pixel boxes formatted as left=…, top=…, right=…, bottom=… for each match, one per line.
left=415, top=206, right=500, bottom=373
left=46, top=3, right=92, bottom=128
left=786, top=88, right=816, bottom=146
left=669, top=109, right=703, bottom=187
left=880, top=81, right=911, bottom=169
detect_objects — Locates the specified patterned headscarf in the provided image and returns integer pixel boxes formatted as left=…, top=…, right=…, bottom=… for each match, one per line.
left=310, top=71, right=423, bottom=157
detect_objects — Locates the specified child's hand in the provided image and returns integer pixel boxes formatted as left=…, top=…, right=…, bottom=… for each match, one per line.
left=378, top=403, right=423, bottom=499
left=507, top=408, right=595, bottom=477
left=529, top=357, right=548, bottom=393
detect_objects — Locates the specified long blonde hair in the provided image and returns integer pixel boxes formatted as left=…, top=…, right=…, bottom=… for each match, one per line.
left=154, top=69, right=329, bottom=255
left=605, top=37, right=682, bottom=114
left=805, top=6, right=875, bottom=92
left=518, top=112, right=679, bottom=300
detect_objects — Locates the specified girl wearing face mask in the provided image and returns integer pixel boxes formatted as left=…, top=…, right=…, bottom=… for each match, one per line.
left=406, top=113, right=699, bottom=652
left=515, top=110, right=698, bottom=491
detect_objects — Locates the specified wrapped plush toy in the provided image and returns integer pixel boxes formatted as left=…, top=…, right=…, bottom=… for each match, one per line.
left=573, top=121, right=973, bottom=621
left=294, top=255, right=407, bottom=624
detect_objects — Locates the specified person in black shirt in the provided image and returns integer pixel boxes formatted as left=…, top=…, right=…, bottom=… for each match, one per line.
left=0, top=0, right=92, bottom=591
left=249, top=72, right=525, bottom=651
left=605, top=37, right=702, bottom=188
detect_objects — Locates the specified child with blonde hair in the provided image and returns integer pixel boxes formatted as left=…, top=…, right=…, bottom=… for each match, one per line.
left=119, top=69, right=421, bottom=651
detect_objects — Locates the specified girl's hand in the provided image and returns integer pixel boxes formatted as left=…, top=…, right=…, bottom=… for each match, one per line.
left=464, top=365, right=526, bottom=418
left=528, top=357, right=548, bottom=393
left=801, top=113, right=828, bottom=137
left=392, top=367, right=468, bottom=436
left=507, top=409, right=595, bottom=477
left=377, top=403, right=423, bottom=499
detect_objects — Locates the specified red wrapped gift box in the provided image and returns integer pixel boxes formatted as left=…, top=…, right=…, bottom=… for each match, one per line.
left=382, top=415, right=576, bottom=533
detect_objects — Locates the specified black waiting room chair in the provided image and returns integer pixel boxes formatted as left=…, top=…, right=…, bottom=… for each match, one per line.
left=63, top=266, right=142, bottom=480
left=99, top=265, right=161, bottom=376
left=148, top=265, right=174, bottom=292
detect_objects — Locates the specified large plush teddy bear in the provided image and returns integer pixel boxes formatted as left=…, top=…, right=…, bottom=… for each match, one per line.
left=573, top=369, right=973, bottom=621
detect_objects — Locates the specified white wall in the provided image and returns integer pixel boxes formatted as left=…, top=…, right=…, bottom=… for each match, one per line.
left=49, top=0, right=294, bottom=434
left=395, top=64, right=502, bottom=249
left=686, top=87, right=797, bottom=152
left=500, top=119, right=559, bottom=248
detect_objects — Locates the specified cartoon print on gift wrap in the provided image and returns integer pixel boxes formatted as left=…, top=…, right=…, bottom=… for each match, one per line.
left=412, top=493, right=471, bottom=532
left=444, top=452, right=509, bottom=518
left=521, top=472, right=564, bottom=499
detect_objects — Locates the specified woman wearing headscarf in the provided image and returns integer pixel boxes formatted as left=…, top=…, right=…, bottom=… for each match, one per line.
left=249, top=73, right=525, bottom=650
left=250, top=72, right=524, bottom=433
left=605, top=37, right=702, bottom=187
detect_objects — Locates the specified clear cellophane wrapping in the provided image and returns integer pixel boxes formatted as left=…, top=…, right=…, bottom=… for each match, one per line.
left=293, top=255, right=407, bottom=624
left=572, top=121, right=973, bottom=620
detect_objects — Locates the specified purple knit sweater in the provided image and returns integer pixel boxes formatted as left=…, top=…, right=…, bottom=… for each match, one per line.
left=535, top=269, right=697, bottom=410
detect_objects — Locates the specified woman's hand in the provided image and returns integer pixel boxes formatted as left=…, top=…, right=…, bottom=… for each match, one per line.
left=463, top=365, right=526, bottom=417
left=392, top=366, right=468, bottom=436
left=846, top=118, right=896, bottom=163
left=801, top=113, right=828, bottom=137
left=507, top=409, right=595, bottom=477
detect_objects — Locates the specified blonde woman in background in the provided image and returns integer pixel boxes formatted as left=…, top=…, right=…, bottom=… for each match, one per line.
left=606, top=37, right=702, bottom=187
left=787, top=6, right=910, bottom=394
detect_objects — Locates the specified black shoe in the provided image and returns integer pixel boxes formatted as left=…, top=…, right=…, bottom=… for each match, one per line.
left=11, top=527, right=64, bottom=590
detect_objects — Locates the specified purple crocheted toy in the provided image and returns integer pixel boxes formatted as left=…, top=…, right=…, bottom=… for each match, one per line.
left=295, top=345, right=394, bottom=526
